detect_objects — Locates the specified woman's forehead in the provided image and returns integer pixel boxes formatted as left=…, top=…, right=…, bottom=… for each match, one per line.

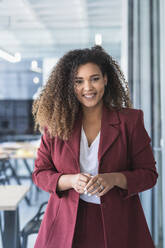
left=76, top=63, right=102, bottom=76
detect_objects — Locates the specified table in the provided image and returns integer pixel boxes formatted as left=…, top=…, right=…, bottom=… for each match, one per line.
left=0, top=141, right=39, bottom=177
left=0, top=185, right=30, bottom=248
left=0, top=141, right=40, bottom=205
left=0, top=156, right=31, bottom=205
left=0, top=141, right=39, bottom=159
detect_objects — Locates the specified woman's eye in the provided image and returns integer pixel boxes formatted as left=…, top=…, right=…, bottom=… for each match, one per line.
left=91, top=77, right=99, bottom=82
left=75, top=80, right=83, bottom=84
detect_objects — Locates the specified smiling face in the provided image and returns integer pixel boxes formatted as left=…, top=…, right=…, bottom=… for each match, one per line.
left=74, top=63, right=107, bottom=111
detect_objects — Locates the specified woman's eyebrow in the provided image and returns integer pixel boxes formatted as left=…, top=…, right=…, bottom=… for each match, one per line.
left=75, top=74, right=100, bottom=79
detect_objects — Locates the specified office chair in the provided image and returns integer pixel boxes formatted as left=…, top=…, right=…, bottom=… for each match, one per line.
left=20, top=201, right=47, bottom=248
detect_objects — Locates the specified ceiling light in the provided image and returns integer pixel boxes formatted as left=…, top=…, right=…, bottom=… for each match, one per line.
left=95, top=33, right=102, bottom=45
left=0, top=49, right=21, bottom=63
left=31, top=60, right=38, bottom=68
left=33, top=77, right=40, bottom=84
left=31, top=60, right=42, bottom=73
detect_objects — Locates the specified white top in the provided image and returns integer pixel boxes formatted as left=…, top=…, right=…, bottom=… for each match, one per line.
left=79, top=127, right=101, bottom=204
left=0, top=185, right=30, bottom=211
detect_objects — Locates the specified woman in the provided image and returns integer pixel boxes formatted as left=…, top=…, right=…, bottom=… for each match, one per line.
left=32, top=45, right=158, bottom=248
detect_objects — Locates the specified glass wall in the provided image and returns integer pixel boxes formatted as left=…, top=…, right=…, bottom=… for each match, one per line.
left=127, top=0, right=164, bottom=247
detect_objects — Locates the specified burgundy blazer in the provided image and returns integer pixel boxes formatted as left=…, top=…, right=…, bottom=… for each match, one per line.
left=32, top=106, right=158, bottom=248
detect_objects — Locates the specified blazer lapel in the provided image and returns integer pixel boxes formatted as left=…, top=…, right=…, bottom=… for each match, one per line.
left=98, top=106, right=121, bottom=162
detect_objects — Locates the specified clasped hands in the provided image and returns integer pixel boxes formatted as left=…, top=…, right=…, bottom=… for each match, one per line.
left=73, top=173, right=117, bottom=197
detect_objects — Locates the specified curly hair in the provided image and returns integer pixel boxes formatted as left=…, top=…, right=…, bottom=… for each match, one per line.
left=32, top=45, right=132, bottom=140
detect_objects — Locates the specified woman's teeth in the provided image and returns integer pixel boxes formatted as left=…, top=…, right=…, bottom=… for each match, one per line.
left=83, top=94, right=95, bottom=98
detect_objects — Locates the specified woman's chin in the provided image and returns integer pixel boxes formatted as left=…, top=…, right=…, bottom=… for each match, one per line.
left=81, top=100, right=103, bottom=109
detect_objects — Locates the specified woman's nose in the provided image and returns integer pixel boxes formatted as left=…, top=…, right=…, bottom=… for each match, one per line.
left=83, top=80, right=93, bottom=90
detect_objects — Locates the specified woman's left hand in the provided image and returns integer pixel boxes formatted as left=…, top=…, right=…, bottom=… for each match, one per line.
left=84, top=173, right=117, bottom=197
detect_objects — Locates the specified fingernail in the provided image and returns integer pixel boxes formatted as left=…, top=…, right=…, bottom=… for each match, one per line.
left=88, top=193, right=91, bottom=196
left=84, top=190, right=87, bottom=194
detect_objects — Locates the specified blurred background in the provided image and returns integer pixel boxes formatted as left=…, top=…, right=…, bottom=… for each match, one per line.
left=0, top=0, right=164, bottom=247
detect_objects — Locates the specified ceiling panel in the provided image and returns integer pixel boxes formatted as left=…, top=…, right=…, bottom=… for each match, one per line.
left=0, top=0, right=122, bottom=59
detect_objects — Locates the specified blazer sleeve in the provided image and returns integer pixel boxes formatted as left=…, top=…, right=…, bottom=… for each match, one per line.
left=32, top=130, right=64, bottom=198
left=119, top=109, right=158, bottom=199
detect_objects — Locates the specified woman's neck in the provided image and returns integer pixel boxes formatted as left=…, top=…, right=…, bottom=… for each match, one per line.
left=82, top=102, right=103, bottom=125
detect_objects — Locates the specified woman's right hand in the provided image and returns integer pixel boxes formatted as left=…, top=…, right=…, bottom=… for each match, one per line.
left=71, top=173, right=91, bottom=194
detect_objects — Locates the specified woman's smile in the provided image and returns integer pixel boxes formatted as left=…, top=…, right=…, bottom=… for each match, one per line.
left=83, top=93, right=97, bottom=99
